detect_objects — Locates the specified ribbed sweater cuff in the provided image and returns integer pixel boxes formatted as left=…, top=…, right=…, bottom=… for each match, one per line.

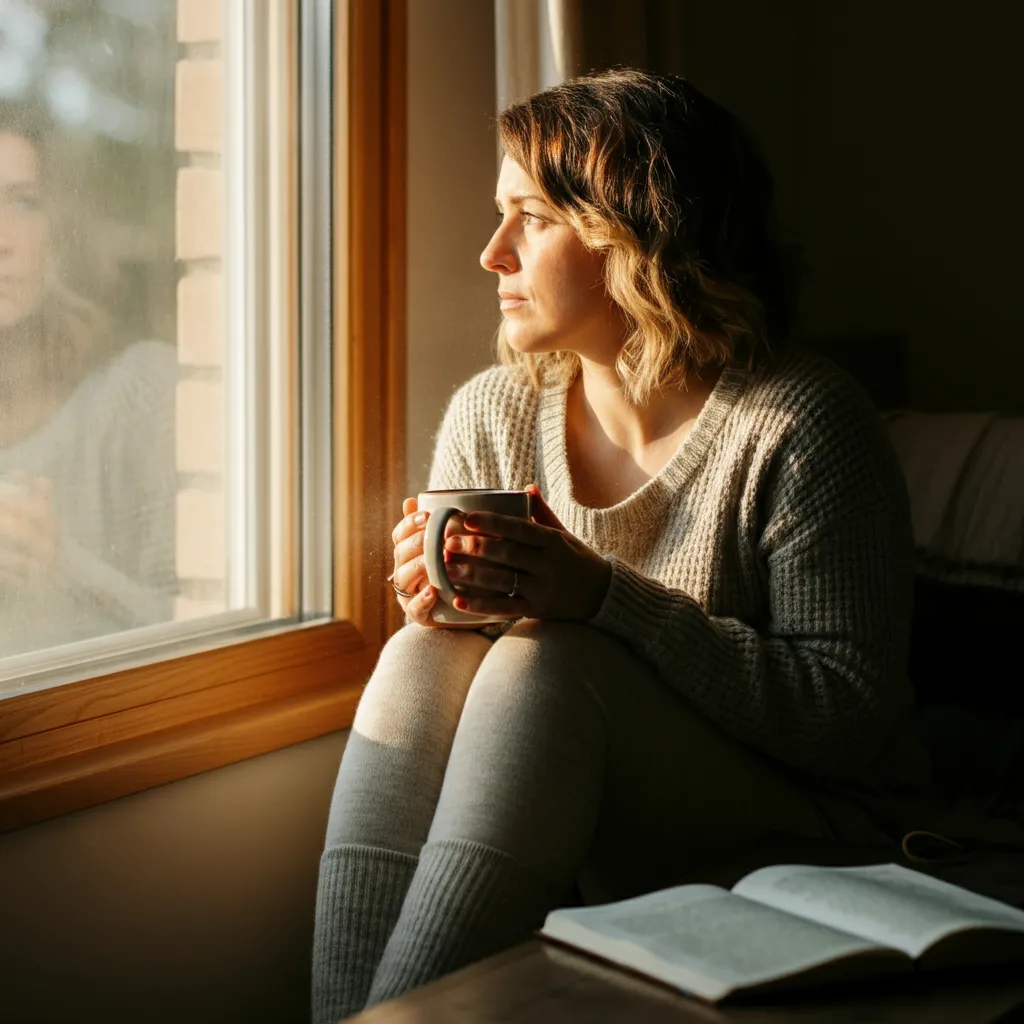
left=588, top=556, right=698, bottom=656
left=312, top=844, right=418, bottom=1024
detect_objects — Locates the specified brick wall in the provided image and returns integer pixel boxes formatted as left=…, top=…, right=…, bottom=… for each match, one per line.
left=174, top=0, right=226, bottom=620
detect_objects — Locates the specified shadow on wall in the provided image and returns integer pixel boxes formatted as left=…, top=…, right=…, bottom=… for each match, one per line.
left=0, top=730, right=347, bottom=1024
left=681, top=0, right=1024, bottom=414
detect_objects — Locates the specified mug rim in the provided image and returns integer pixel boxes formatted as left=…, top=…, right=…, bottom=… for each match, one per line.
left=417, top=488, right=527, bottom=496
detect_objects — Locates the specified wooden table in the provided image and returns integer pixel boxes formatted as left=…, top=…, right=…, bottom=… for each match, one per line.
left=350, top=939, right=1024, bottom=1023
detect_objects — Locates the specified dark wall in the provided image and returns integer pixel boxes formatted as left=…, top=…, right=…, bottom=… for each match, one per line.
left=683, top=1, right=1024, bottom=412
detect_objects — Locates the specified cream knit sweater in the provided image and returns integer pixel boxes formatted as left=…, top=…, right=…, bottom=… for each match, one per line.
left=427, top=349, right=934, bottom=813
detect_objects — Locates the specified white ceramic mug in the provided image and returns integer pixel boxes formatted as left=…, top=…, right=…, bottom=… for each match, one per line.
left=418, top=488, right=531, bottom=624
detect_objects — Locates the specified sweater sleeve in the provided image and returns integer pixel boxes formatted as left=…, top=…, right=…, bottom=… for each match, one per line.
left=426, top=395, right=477, bottom=491
left=588, top=378, right=916, bottom=782
left=426, top=371, right=509, bottom=491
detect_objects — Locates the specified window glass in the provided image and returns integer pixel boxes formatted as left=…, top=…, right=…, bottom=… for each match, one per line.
left=0, top=0, right=312, bottom=689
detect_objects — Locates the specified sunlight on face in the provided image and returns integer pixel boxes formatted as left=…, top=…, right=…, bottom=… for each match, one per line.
left=481, top=157, right=621, bottom=359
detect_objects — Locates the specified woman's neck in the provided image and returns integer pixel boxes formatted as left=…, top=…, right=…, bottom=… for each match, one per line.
left=570, top=357, right=721, bottom=459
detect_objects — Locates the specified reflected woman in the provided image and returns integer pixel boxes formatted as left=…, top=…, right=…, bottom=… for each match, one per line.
left=0, top=101, right=177, bottom=657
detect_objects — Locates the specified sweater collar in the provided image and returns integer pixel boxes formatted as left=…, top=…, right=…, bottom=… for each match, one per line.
left=535, top=365, right=750, bottom=548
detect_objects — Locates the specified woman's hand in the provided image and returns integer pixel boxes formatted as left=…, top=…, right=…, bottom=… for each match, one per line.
left=0, top=473, right=59, bottom=592
left=389, top=496, right=479, bottom=628
left=441, top=483, right=611, bottom=622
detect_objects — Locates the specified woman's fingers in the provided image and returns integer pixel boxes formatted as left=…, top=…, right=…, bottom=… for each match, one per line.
left=391, top=508, right=427, bottom=547
left=403, top=583, right=438, bottom=626
left=393, top=527, right=426, bottom=569
left=443, top=531, right=538, bottom=569
left=403, top=585, right=493, bottom=630
left=393, top=554, right=428, bottom=597
left=445, top=555, right=522, bottom=595
left=393, top=510, right=468, bottom=576
left=392, top=499, right=551, bottom=621
left=390, top=502, right=471, bottom=606
left=437, top=513, right=548, bottom=593
left=453, top=592, right=526, bottom=617
left=462, top=510, right=553, bottom=547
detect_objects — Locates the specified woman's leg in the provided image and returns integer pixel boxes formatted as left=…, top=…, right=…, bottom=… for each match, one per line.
left=312, top=624, right=492, bottom=1023
left=366, top=620, right=830, bottom=1006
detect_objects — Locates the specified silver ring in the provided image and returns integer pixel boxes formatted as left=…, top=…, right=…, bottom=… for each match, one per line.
left=388, top=573, right=416, bottom=600
left=507, top=570, right=520, bottom=598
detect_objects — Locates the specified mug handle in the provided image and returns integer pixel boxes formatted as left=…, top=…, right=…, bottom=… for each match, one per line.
left=423, top=506, right=461, bottom=604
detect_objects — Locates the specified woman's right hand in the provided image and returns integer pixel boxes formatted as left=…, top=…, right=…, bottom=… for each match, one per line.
left=0, top=473, right=59, bottom=592
left=391, top=496, right=476, bottom=628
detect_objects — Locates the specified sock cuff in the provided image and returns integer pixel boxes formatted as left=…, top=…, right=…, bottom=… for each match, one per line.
left=397, top=837, right=556, bottom=962
left=416, top=837, right=556, bottom=905
left=315, top=845, right=419, bottom=942
left=364, top=836, right=558, bottom=1008
left=319, top=843, right=419, bottom=875
left=312, top=845, right=419, bottom=1024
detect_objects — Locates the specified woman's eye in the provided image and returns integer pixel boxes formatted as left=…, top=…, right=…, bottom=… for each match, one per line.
left=519, top=210, right=540, bottom=224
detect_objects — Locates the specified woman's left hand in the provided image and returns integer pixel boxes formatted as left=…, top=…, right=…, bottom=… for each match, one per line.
left=442, top=483, right=611, bottom=622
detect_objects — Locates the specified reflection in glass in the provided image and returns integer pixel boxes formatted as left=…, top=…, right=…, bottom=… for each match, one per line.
left=0, top=4, right=178, bottom=659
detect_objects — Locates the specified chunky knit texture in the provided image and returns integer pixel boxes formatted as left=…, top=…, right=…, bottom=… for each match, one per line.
left=427, top=349, right=932, bottom=799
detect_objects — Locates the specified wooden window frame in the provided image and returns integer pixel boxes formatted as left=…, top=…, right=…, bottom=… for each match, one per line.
left=0, top=0, right=407, bottom=833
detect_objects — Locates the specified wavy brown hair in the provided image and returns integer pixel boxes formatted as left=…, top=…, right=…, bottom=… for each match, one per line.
left=496, top=67, right=799, bottom=403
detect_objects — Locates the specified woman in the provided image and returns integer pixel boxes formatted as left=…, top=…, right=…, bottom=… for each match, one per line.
left=0, top=100, right=177, bottom=659
left=313, top=69, right=932, bottom=1020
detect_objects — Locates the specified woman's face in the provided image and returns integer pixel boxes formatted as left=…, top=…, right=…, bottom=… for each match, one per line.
left=481, top=156, right=623, bottom=359
left=0, top=132, right=48, bottom=332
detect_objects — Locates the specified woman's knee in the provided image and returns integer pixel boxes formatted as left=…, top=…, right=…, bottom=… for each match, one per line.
left=491, top=618, right=604, bottom=668
left=468, top=619, right=614, bottom=721
left=494, top=617, right=631, bottom=681
left=354, top=625, right=491, bottom=744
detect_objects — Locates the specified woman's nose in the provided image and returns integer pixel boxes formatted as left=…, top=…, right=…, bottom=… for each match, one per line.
left=480, top=225, right=518, bottom=274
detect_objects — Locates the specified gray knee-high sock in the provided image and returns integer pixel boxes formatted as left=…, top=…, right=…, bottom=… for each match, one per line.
left=364, top=838, right=555, bottom=1008
left=312, top=844, right=419, bottom=1023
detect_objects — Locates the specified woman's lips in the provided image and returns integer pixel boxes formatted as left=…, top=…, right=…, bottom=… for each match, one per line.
left=499, top=291, right=527, bottom=310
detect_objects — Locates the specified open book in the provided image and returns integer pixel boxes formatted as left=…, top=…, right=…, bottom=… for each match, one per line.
left=539, top=863, right=1024, bottom=1003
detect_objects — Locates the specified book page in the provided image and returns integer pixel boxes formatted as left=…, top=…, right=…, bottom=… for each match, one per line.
left=541, top=884, right=889, bottom=1002
left=734, top=863, right=1024, bottom=960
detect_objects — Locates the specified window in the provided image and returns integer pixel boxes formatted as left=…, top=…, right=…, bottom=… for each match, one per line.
left=0, top=0, right=406, bottom=832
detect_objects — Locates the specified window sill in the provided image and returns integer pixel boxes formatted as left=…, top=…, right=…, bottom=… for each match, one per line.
left=0, top=619, right=372, bottom=832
